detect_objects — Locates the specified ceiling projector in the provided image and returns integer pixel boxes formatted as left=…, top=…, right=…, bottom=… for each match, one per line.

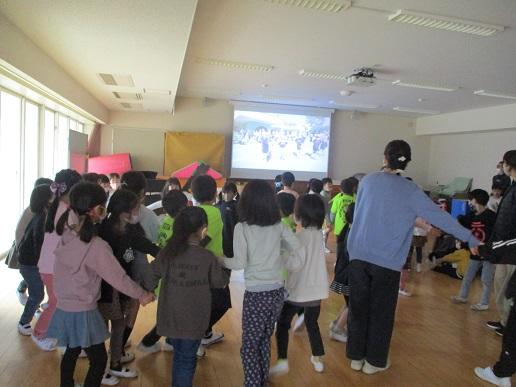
left=346, top=67, right=376, bottom=87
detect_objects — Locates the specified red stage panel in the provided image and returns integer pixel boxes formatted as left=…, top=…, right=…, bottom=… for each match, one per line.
left=88, top=153, right=132, bottom=175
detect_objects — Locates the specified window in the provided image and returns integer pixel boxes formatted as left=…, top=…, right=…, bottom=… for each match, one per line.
left=23, top=101, right=39, bottom=207
left=0, top=90, right=22, bottom=250
left=43, top=109, right=56, bottom=178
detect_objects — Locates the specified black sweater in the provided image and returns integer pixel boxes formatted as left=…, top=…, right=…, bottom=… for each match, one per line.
left=18, top=212, right=46, bottom=266
left=489, top=181, right=516, bottom=264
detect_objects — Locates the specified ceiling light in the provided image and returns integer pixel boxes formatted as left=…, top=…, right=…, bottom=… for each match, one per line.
left=392, top=80, right=457, bottom=92
left=393, top=106, right=440, bottom=114
left=99, top=73, right=135, bottom=87
left=388, top=9, right=504, bottom=36
left=260, top=0, right=351, bottom=13
left=473, top=90, right=516, bottom=100
left=196, top=58, right=274, bottom=72
left=113, top=92, right=143, bottom=101
left=330, top=101, right=379, bottom=109
left=299, top=69, right=347, bottom=81
left=143, top=88, right=171, bottom=95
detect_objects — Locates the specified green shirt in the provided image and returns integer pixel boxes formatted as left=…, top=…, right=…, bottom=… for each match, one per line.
left=330, top=193, right=355, bottom=236
left=199, top=204, right=224, bottom=257
left=281, top=216, right=297, bottom=233
left=157, top=215, right=174, bottom=248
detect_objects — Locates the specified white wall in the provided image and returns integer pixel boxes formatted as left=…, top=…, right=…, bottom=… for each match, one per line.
left=427, top=129, right=516, bottom=191
left=0, top=12, right=108, bottom=123
left=101, top=97, right=430, bottom=184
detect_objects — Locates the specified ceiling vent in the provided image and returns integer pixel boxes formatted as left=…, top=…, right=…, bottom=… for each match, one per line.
left=298, top=69, right=347, bottom=81
left=388, top=9, right=504, bottom=36
left=99, top=73, right=135, bottom=87
left=196, top=58, right=274, bottom=72
left=143, top=88, right=172, bottom=95
left=120, top=102, right=143, bottom=109
left=120, top=102, right=131, bottom=109
left=260, top=0, right=351, bottom=13
left=113, top=92, right=143, bottom=101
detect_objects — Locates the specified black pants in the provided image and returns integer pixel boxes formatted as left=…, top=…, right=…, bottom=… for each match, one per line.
left=347, top=260, right=400, bottom=368
left=206, top=287, right=231, bottom=335
left=61, top=343, right=107, bottom=387
left=493, top=303, right=516, bottom=377
left=141, top=325, right=161, bottom=346
left=408, top=245, right=423, bottom=264
left=276, top=302, right=324, bottom=359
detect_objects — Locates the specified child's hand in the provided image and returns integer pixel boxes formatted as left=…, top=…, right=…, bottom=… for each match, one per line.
left=139, top=291, right=155, bottom=306
left=428, top=227, right=442, bottom=238
left=470, top=243, right=484, bottom=256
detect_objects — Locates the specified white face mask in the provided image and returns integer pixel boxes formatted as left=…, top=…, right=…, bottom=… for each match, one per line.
left=128, top=213, right=140, bottom=224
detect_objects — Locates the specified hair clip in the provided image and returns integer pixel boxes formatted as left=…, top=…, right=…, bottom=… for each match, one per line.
left=397, top=156, right=406, bottom=162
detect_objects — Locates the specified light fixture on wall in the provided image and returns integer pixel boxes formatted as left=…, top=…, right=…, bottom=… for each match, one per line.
left=388, top=9, right=504, bottom=36
left=393, top=106, right=440, bottom=115
left=392, top=80, right=457, bottom=92
left=259, top=0, right=351, bottom=13
left=473, top=90, right=516, bottom=100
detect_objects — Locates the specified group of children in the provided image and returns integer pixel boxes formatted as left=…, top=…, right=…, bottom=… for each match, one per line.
left=10, top=158, right=515, bottom=387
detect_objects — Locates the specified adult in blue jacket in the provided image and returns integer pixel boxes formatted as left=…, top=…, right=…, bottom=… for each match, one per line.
left=346, top=140, right=480, bottom=375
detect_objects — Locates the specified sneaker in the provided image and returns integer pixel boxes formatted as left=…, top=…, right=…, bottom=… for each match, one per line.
left=487, top=321, right=503, bottom=330
left=362, top=360, right=390, bottom=375
left=269, top=360, right=289, bottom=376
left=329, top=329, right=347, bottom=343
left=124, top=339, right=132, bottom=349
left=495, top=327, right=504, bottom=337
left=310, top=356, right=324, bottom=373
left=18, top=323, right=32, bottom=336
left=74, top=383, right=82, bottom=387
left=162, top=341, right=174, bottom=352
left=120, top=351, right=135, bottom=364
left=474, top=366, right=511, bottom=387
left=398, top=289, right=412, bottom=297
left=471, top=303, right=489, bottom=311
left=324, top=247, right=331, bottom=254
left=31, top=335, right=57, bottom=351
left=34, top=308, right=44, bottom=319
left=416, top=263, right=422, bottom=273
left=196, top=345, right=206, bottom=359
left=137, top=341, right=161, bottom=354
left=293, top=314, right=305, bottom=332
left=79, top=349, right=87, bottom=358
left=201, top=332, right=224, bottom=346
left=109, top=367, right=137, bottom=378
left=101, top=373, right=119, bottom=386
left=451, top=296, right=468, bottom=304
left=16, top=289, right=28, bottom=306
left=350, top=359, right=364, bottom=371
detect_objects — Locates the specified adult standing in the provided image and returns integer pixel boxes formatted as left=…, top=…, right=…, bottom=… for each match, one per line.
left=475, top=150, right=516, bottom=387
left=346, top=140, right=480, bottom=375
left=493, top=160, right=512, bottom=194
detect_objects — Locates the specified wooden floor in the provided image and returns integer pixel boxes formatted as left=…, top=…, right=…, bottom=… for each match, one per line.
left=0, top=244, right=510, bottom=387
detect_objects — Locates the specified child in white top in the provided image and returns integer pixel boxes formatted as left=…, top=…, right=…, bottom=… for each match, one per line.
left=223, top=180, right=303, bottom=387
left=270, top=194, right=329, bottom=376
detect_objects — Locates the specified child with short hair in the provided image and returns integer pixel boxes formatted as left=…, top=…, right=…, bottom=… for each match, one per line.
left=330, top=177, right=358, bottom=245
left=138, top=190, right=189, bottom=353
left=150, top=206, right=229, bottom=387
left=223, top=179, right=303, bottom=386
left=279, top=171, right=299, bottom=199
left=98, top=174, right=111, bottom=194
left=321, top=177, right=333, bottom=251
left=216, top=181, right=239, bottom=258
left=17, top=184, right=53, bottom=350
left=192, top=175, right=229, bottom=350
left=329, top=203, right=355, bottom=343
left=270, top=194, right=328, bottom=376
left=48, top=182, right=154, bottom=387
left=110, top=173, right=121, bottom=191
left=488, top=182, right=504, bottom=213
left=451, top=189, right=497, bottom=311
left=277, top=192, right=297, bottom=233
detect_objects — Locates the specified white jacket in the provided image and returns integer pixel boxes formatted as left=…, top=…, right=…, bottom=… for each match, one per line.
left=286, top=228, right=329, bottom=303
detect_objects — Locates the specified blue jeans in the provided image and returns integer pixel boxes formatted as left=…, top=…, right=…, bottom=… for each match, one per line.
left=169, top=338, right=201, bottom=387
left=459, top=259, right=495, bottom=305
left=19, top=264, right=44, bottom=325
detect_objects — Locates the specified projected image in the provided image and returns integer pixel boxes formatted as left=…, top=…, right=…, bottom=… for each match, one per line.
left=232, top=110, right=330, bottom=172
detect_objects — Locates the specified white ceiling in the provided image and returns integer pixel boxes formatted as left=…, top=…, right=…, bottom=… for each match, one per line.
left=179, top=0, right=516, bottom=116
left=1, top=0, right=516, bottom=117
left=0, top=0, right=198, bottom=113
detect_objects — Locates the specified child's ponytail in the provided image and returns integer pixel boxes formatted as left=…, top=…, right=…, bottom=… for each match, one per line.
left=162, top=207, right=207, bottom=259
left=45, top=169, right=82, bottom=233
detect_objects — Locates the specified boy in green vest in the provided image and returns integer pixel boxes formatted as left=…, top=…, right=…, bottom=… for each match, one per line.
left=330, top=177, right=358, bottom=239
left=192, top=175, right=229, bottom=351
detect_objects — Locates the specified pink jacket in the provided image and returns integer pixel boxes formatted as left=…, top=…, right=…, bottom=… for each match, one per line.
left=53, top=226, right=145, bottom=312
left=38, top=201, right=68, bottom=274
